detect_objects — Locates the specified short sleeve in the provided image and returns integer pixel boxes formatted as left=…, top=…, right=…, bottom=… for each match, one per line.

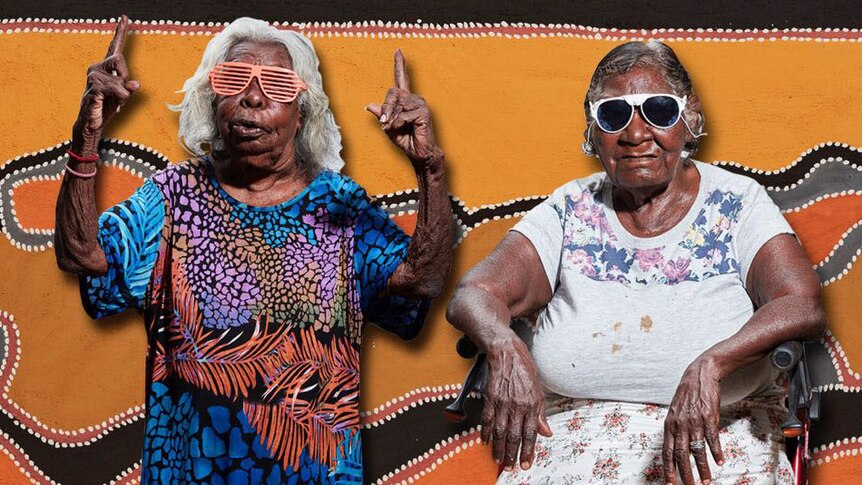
left=509, top=186, right=567, bottom=292
left=79, top=179, right=165, bottom=319
left=733, top=182, right=795, bottom=286
left=353, top=191, right=429, bottom=340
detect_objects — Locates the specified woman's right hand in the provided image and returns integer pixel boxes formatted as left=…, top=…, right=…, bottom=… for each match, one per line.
left=446, top=232, right=555, bottom=471
left=482, top=335, right=553, bottom=471
left=72, top=15, right=139, bottom=153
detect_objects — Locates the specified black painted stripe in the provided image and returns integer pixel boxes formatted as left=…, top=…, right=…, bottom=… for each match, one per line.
left=718, top=145, right=862, bottom=189
left=0, top=140, right=168, bottom=237
left=809, top=389, right=862, bottom=452
left=3, top=0, right=862, bottom=29
left=361, top=395, right=483, bottom=482
left=0, top=409, right=144, bottom=484
left=0, top=139, right=167, bottom=185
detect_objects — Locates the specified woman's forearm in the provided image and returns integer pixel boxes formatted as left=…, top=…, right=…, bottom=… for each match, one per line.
left=446, top=232, right=554, bottom=353
left=55, top=17, right=137, bottom=276
left=701, top=294, right=826, bottom=379
left=446, top=284, right=524, bottom=354
left=54, top=128, right=107, bottom=276
left=388, top=149, right=454, bottom=299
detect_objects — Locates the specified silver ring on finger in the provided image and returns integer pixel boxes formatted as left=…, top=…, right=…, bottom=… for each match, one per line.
left=689, top=439, right=706, bottom=451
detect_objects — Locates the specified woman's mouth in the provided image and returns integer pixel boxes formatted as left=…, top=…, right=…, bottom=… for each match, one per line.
left=620, top=154, right=658, bottom=165
left=230, top=120, right=268, bottom=139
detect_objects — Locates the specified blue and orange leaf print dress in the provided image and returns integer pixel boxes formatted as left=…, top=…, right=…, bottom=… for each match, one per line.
left=80, top=158, right=428, bottom=484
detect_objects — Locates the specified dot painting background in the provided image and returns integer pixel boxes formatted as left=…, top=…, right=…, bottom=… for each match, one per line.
left=0, top=3, right=861, bottom=484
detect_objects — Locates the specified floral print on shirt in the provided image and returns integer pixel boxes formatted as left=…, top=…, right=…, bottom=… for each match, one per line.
left=561, top=188, right=745, bottom=287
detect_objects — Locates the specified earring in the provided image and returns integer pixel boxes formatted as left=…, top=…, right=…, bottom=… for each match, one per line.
left=681, top=149, right=691, bottom=159
left=582, top=121, right=596, bottom=157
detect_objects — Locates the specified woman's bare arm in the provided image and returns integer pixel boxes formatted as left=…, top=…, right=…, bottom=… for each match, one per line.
left=54, top=16, right=138, bottom=276
left=386, top=154, right=453, bottom=299
left=663, top=233, right=825, bottom=485
left=710, top=234, right=825, bottom=368
left=366, top=50, right=454, bottom=299
left=446, top=232, right=554, bottom=471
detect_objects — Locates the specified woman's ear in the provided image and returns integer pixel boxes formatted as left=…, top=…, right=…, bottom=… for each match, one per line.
left=684, top=93, right=703, bottom=141
left=296, top=95, right=307, bottom=134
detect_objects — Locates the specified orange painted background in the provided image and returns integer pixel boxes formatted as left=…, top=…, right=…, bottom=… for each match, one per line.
left=0, top=21, right=860, bottom=484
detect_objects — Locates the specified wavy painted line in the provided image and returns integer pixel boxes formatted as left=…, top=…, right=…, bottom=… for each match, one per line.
left=375, top=429, right=483, bottom=485
left=0, top=313, right=143, bottom=484
left=806, top=339, right=841, bottom=388
left=2, top=18, right=862, bottom=42
left=0, top=311, right=145, bottom=447
left=0, top=436, right=55, bottom=484
left=781, top=192, right=862, bottom=214
left=380, top=194, right=545, bottom=245
left=714, top=142, right=862, bottom=185
left=815, top=219, right=862, bottom=286
left=813, top=216, right=862, bottom=269
left=767, top=164, right=862, bottom=210
left=807, top=387, right=862, bottom=465
left=0, top=139, right=166, bottom=251
left=361, top=384, right=468, bottom=427
left=0, top=139, right=166, bottom=184
left=5, top=140, right=861, bottom=254
left=821, top=330, right=862, bottom=391
left=811, top=436, right=862, bottom=467
left=0, top=435, right=141, bottom=485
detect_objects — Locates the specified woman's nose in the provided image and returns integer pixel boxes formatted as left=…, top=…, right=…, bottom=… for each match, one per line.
left=620, top=108, right=652, bottom=144
left=240, top=76, right=266, bottom=108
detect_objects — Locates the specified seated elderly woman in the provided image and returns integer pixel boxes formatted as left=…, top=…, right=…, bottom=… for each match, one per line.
left=447, top=41, right=824, bottom=485
left=54, top=16, right=452, bottom=484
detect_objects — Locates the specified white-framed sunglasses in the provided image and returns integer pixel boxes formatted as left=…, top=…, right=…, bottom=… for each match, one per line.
left=589, top=93, right=687, bottom=134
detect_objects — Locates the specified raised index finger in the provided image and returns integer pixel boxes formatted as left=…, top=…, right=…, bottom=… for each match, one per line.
left=106, top=15, right=130, bottom=58
left=394, top=49, right=410, bottom=92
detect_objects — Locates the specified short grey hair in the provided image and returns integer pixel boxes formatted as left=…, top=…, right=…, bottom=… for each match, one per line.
left=170, top=17, right=344, bottom=173
left=583, top=41, right=705, bottom=156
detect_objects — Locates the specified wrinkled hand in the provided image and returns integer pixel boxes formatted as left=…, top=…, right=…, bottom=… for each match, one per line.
left=482, top=337, right=553, bottom=471
left=366, top=49, right=442, bottom=169
left=663, top=357, right=726, bottom=485
left=73, top=15, right=139, bottom=149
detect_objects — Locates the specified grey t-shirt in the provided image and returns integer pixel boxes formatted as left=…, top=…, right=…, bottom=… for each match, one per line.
left=512, top=162, right=794, bottom=405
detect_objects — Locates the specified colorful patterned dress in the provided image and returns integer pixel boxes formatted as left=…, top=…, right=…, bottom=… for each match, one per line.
left=81, top=158, right=427, bottom=484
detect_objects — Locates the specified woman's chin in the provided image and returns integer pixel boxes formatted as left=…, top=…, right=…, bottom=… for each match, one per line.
left=613, top=173, right=671, bottom=193
left=226, top=135, right=270, bottom=152
left=225, top=139, right=279, bottom=159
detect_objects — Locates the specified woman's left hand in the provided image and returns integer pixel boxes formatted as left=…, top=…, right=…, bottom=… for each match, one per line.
left=663, top=356, right=726, bottom=485
left=366, top=49, right=443, bottom=170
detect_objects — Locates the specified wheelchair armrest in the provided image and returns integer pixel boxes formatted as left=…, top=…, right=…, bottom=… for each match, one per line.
left=445, top=336, right=487, bottom=422
left=772, top=341, right=803, bottom=371
left=771, top=341, right=818, bottom=438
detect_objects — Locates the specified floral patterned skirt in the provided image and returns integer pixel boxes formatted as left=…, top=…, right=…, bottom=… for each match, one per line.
left=496, top=397, right=794, bottom=485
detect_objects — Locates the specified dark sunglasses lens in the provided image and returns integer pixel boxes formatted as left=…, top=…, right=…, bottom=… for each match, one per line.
left=642, top=96, right=680, bottom=128
left=596, top=100, right=632, bottom=132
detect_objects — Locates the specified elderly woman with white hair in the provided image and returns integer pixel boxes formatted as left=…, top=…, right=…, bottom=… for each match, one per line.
left=54, top=16, right=453, bottom=484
